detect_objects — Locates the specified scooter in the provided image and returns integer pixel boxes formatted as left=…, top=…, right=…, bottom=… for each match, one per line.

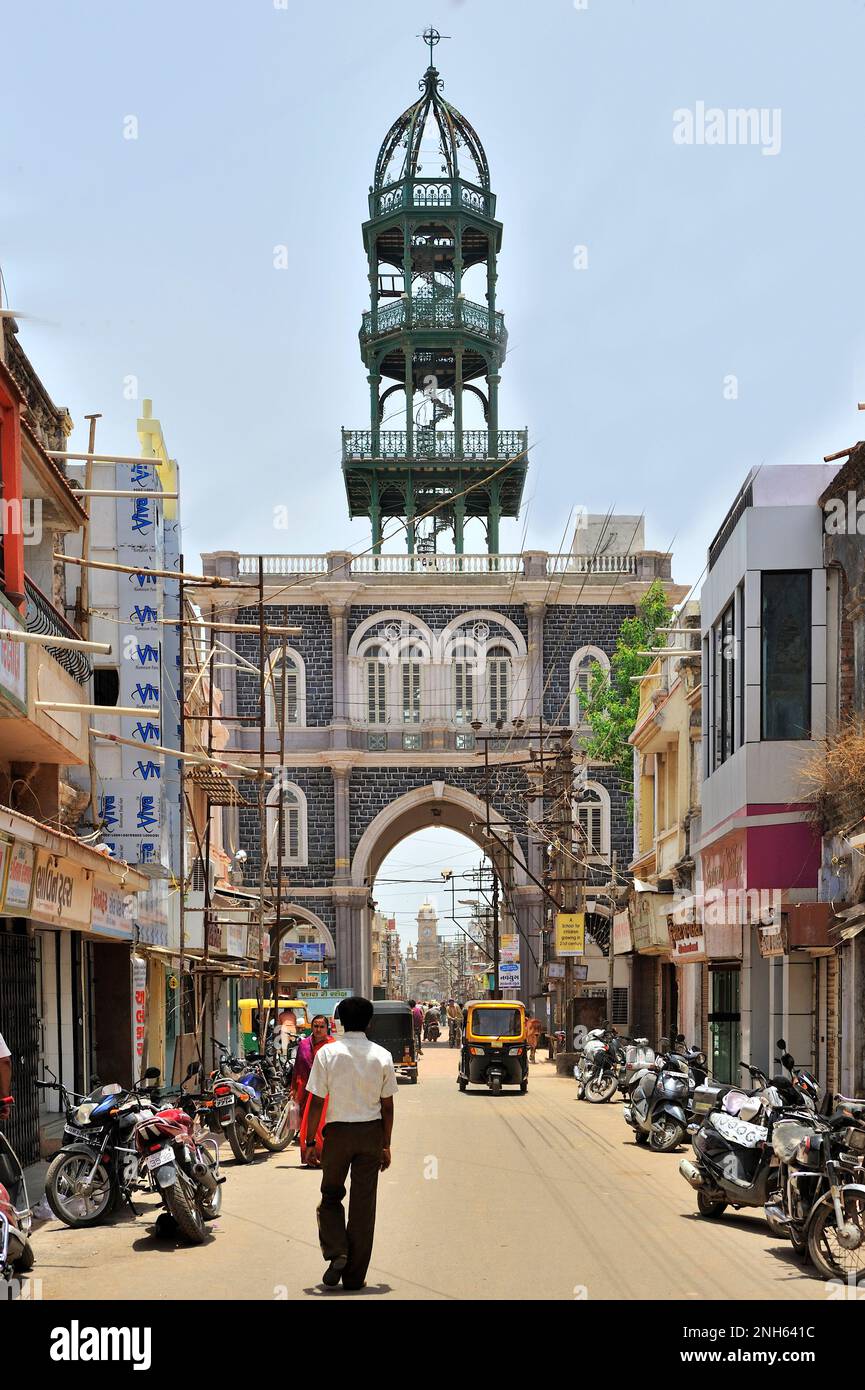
left=0, top=1105, right=34, bottom=1283
left=623, top=1051, right=695, bottom=1152
left=679, top=1040, right=819, bottom=1220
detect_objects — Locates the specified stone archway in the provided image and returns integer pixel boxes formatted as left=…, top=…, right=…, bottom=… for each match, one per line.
left=341, top=782, right=531, bottom=996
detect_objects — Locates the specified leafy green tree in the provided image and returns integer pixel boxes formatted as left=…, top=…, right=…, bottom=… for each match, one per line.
left=581, top=580, right=673, bottom=799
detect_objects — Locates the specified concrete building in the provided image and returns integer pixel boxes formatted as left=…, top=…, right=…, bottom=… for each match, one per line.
left=696, top=465, right=836, bottom=1086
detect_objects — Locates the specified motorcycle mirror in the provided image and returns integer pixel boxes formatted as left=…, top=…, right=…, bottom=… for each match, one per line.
left=776, top=1038, right=787, bottom=1051
left=184, top=1061, right=202, bottom=1080
left=675, top=1033, right=685, bottom=1043
left=782, top=1053, right=795, bottom=1070
left=143, top=1067, right=161, bottom=1081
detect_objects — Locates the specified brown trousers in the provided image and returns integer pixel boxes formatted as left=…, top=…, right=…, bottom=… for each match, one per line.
left=317, top=1120, right=383, bottom=1287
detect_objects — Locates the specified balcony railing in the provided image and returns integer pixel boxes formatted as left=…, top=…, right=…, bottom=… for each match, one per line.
left=230, top=551, right=645, bottom=579
left=342, top=429, right=528, bottom=463
left=372, top=178, right=494, bottom=220
left=351, top=554, right=522, bottom=574
left=547, top=554, right=637, bottom=575
left=361, top=292, right=505, bottom=345
left=24, top=575, right=92, bottom=684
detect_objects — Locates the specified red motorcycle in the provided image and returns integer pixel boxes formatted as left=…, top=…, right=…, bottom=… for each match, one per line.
left=133, top=1102, right=223, bottom=1245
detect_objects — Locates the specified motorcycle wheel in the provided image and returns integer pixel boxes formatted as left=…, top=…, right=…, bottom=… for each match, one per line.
left=649, top=1117, right=686, bottom=1153
left=257, top=1098, right=296, bottom=1153
left=14, top=1239, right=35, bottom=1273
left=634, top=1130, right=650, bottom=1146
left=458, top=1077, right=467, bottom=1092
left=584, top=1073, right=617, bottom=1104
left=807, top=1197, right=865, bottom=1282
left=697, top=1190, right=727, bottom=1219
left=198, top=1157, right=223, bottom=1223
left=163, top=1174, right=207, bottom=1245
left=226, top=1117, right=257, bottom=1164
left=45, top=1150, right=116, bottom=1227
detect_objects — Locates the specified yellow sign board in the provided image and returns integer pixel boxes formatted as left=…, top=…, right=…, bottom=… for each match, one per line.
left=555, top=912, right=585, bottom=956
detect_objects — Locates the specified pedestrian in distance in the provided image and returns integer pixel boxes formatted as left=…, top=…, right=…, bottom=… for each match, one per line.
left=304, top=995, right=397, bottom=1292
left=526, top=1015, right=542, bottom=1064
left=293, top=1014, right=334, bottom=1165
left=410, top=998, right=424, bottom=1056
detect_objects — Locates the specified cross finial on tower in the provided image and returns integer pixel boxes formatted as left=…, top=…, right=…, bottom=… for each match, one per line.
left=419, top=25, right=450, bottom=67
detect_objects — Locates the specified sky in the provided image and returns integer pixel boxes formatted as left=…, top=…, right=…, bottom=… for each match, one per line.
left=4, top=0, right=865, bottom=939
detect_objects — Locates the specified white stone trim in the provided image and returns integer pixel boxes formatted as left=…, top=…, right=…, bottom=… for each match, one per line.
left=569, top=645, right=610, bottom=729
left=263, top=644, right=307, bottom=729
left=266, top=773, right=308, bottom=867
left=573, top=778, right=611, bottom=860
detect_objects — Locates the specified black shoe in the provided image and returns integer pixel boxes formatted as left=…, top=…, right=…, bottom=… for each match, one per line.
left=341, top=1279, right=366, bottom=1291
left=322, top=1255, right=347, bottom=1287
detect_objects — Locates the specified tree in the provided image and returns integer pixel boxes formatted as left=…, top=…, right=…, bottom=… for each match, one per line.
left=581, top=580, right=673, bottom=800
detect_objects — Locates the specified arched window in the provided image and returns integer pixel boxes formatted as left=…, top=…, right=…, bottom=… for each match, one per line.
left=400, top=643, right=423, bottom=724
left=573, top=781, right=611, bottom=861
left=487, top=646, right=511, bottom=724
left=266, top=778, right=308, bottom=868
left=452, top=642, right=475, bottom=724
left=265, top=646, right=306, bottom=728
left=570, top=646, right=610, bottom=729
left=365, top=644, right=387, bottom=724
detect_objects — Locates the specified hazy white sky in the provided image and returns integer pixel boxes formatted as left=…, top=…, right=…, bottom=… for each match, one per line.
left=5, top=1, right=865, bottom=935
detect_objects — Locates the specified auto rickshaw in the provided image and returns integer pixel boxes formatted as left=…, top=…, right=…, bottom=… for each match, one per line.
left=238, top=998, right=311, bottom=1055
left=367, top=1001, right=418, bottom=1083
left=458, top=999, right=528, bottom=1094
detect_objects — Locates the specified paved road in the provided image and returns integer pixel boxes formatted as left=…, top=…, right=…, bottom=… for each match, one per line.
left=28, top=1045, right=829, bottom=1301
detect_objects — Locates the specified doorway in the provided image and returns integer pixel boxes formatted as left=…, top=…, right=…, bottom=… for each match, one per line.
left=708, top=966, right=741, bottom=1084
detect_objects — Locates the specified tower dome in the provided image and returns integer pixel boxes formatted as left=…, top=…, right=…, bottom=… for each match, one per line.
left=341, top=29, right=528, bottom=558
left=374, top=61, right=490, bottom=193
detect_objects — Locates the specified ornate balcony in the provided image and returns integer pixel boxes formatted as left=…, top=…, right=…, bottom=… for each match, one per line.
left=360, top=292, right=505, bottom=346
left=370, top=178, right=495, bottom=221
left=341, top=428, right=527, bottom=464
left=25, top=575, right=92, bottom=684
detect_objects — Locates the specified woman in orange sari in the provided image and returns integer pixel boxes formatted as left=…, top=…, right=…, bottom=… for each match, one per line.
left=293, top=1015, right=333, bottom=1165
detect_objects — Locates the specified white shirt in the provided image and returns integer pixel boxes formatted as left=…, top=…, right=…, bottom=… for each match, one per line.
left=0, top=1031, right=10, bottom=1060
left=306, top=1032, right=398, bottom=1124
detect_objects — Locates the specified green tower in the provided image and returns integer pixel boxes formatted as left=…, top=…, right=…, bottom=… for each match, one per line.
left=342, top=29, right=527, bottom=558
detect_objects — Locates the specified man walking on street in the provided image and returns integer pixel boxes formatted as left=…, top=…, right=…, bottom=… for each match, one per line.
left=304, top=996, right=397, bottom=1292
left=410, top=998, right=424, bottom=1056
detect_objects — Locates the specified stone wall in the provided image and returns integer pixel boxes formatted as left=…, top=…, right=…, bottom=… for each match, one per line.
left=234, top=604, right=333, bottom=726
left=542, top=602, right=634, bottom=725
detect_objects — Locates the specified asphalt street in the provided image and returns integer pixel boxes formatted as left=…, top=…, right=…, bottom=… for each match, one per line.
left=26, top=1044, right=830, bottom=1302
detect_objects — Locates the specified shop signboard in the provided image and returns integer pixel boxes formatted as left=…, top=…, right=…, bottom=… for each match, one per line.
left=3, top=840, right=34, bottom=914
left=498, top=934, right=519, bottom=963
left=131, top=954, right=147, bottom=1074
left=31, top=851, right=93, bottom=931
left=612, top=909, right=633, bottom=956
left=631, top=892, right=674, bottom=954
left=279, top=939, right=325, bottom=964
left=554, top=912, right=585, bottom=956
left=497, top=962, right=521, bottom=990
left=0, top=596, right=26, bottom=712
left=547, top=962, right=565, bottom=979
left=757, top=921, right=787, bottom=959
left=297, top=987, right=352, bottom=1026
left=91, top=880, right=134, bottom=940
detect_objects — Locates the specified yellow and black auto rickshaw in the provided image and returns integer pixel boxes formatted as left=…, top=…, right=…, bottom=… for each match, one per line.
left=238, top=998, right=311, bottom=1055
left=458, top=999, right=528, bottom=1094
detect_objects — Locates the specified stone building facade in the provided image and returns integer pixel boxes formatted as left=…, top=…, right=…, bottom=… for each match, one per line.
left=198, top=548, right=685, bottom=998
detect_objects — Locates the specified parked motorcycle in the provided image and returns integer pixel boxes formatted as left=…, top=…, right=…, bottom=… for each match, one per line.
left=214, top=1039, right=297, bottom=1164
left=133, top=1099, right=223, bottom=1245
left=573, top=1027, right=615, bottom=1100
left=427, top=1017, right=441, bottom=1043
left=624, top=1050, right=696, bottom=1151
left=583, top=1031, right=627, bottom=1104
left=765, top=1091, right=865, bottom=1279
left=680, top=1039, right=818, bottom=1220
left=0, top=1106, right=34, bottom=1282
left=42, top=1067, right=162, bottom=1228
